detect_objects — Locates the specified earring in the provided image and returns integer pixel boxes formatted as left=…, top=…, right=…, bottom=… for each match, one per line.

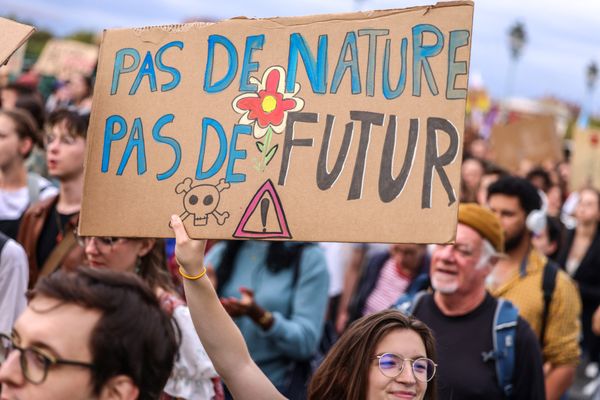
left=135, top=257, right=141, bottom=275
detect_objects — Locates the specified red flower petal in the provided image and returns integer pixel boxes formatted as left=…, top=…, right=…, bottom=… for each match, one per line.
left=265, top=69, right=281, bottom=93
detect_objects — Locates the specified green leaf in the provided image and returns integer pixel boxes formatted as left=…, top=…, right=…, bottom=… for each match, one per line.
left=256, top=141, right=264, bottom=152
left=264, top=126, right=273, bottom=152
left=265, top=144, right=279, bottom=165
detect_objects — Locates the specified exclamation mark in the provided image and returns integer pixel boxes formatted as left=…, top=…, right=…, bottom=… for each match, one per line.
left=260, top=197, right=270, bottom=233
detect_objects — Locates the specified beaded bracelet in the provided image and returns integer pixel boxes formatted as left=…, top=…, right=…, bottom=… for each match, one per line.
left=178, top=265, right=207, bottom=281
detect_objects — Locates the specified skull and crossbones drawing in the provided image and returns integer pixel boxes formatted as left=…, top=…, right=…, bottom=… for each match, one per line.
left=175, top=177, right=231, bottom=226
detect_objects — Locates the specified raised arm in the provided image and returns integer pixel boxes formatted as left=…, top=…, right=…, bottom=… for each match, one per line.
left=170, top=215, right=285, bottom=400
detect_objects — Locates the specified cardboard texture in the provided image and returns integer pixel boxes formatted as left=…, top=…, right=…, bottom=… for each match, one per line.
left=0, top=17, right=35, bottom=67
left=34, top=39, right=99, bottom=78
left=570, top=128, right=600, bottom=192
left=0, top=44, right=26, bottom=76
left=489, top=115, right=562, bottom=174
left=80, top=1, right=474, bottom=243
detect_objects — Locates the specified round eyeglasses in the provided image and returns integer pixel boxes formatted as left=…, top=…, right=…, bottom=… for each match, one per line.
left=0, top=333, right=95, bottom=384
left=374, top=353, right=437, bottom=382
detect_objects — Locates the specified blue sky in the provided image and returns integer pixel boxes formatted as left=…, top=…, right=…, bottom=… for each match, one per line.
left=3, top=0, right=600, bottom=113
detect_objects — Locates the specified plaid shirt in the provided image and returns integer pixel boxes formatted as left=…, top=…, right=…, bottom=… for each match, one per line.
left=488, top=249, right=581, bottom=366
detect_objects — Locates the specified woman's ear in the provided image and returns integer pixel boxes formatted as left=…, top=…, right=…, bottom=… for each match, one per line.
left=18, top=137, right=33, bottom=158
left=99, top=375, right=139, bottom=400
left=137, top=238, right=156, bottom=258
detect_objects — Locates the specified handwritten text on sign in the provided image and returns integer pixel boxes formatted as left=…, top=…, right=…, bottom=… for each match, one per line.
left=80, top=2, right=474, bottom=243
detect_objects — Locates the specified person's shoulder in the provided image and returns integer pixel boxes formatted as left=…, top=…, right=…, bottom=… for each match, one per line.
left=22, top=193, right=58, bottom=218
left=554, top=267, right=580, bottom=298
left=36, top=176, right=59, bottom=200
left=299, top=243, right=328, bottom=271
left=514, top=315, right=544, bottom=363
left=0, top=236, right=28, bottom=269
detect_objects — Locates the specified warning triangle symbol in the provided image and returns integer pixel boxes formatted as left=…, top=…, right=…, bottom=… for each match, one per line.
left=233, top=179, right=292, bottom=239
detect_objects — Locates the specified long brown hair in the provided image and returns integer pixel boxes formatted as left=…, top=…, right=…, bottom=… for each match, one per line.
left=308, top=309, right=437, bottom=400
left=137, top=238, right=175, bottom=292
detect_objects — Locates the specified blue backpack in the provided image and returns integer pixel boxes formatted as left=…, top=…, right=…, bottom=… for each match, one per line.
left=393, top=292, right=519, bottom=399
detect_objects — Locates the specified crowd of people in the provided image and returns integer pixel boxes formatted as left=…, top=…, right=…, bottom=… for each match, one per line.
left=0, top=55, right=599, bottom=400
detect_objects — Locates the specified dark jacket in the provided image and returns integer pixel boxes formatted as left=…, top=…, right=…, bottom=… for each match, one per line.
left=347, top=250, right=430, bottom=325
left=556, top=228, right=600, bottom=309
left=17, top=195, right=85, bottom=288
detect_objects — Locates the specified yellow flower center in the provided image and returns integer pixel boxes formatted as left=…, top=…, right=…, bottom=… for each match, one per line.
left=261, top=95, right=277, bottom=113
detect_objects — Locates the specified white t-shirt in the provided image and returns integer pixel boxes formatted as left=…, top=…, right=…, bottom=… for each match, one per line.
left=163, top=305, right=219, bottom=399
left=0, top=236, right=28, bottom=334
left=320, top=242, right=355, bottom=297
left=0, top=175, right=58, bottom=219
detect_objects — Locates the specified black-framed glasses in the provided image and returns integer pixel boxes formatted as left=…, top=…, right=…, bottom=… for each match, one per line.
left=76, top=236, right=126, bottom=250
left=374, top=353, right=437, bottom=382
left=0, top=333, right=95, bottom=384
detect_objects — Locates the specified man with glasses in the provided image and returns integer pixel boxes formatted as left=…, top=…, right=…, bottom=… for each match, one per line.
left=17, top=109, right=88, bottom=288
left=0, top=267, right=178, bottom=400
left=394, top=203, right=545, bottom=399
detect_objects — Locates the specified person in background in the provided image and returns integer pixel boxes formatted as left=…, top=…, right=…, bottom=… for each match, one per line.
left=344, top=243, right=429, bottom=327
left=204, top=240, right=329, bottom=398
left=0, top=83, right=36, bottom=110
left=460, top=156, right=485, bottom=202
left=17, top=109, right=87, bottom=287
left=81, top=235, right=221, bottom=399
left=476, top=162, right=508, bottom=206
left=170, top=215, right=438, bottom=400
left=487, top=176, right=581, bottom=399
left=556, top=188, right=600, bottom=379
left=532, top=216, right=563, bottom=262
left=0, top=109, right=57, bottom=239
left=0, top=230, right=28, bottom=335
left=394, top=203, right=545, bottom=399
left=45, top=73, right=93, bottom=115
left=527, top=167, right=553, bottom=193
left=335, top=242, right=389, bottom=334
left=0, top=267, right=178, bottom=400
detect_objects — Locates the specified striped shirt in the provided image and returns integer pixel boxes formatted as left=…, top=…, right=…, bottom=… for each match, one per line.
left=363, top=258, right=411, bottom=316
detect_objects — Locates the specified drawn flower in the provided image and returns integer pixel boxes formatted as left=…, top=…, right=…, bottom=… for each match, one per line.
left=233, top=66, right=304, bottom=139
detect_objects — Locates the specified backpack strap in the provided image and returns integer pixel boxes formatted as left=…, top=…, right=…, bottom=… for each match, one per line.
left=392, top=290, right=427, bottom=316
left=26, top=173, right=41, bottom=205
left=540, top=260, right=558, bottom=345
left=483, top=299, right=518, bottom=399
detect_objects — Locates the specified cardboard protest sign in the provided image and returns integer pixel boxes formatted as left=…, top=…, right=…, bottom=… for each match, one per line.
left=0, top=17, right=35, bottom=67
left=489, top=115, right=562, bottom=174
left=570, top=128, right=600, bottom=192
left=80, top=1, right=474, bottom=243
left=0, top=44, right=26, bottom=76
left=34, top=39, right=98, bottom=78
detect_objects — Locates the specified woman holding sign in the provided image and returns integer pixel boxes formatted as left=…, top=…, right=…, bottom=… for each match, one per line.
left=80, top=235, right=222, bottom=399
left=170, top=214, right=438, bottom=400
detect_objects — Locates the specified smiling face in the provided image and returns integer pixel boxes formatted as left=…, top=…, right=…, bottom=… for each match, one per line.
left=430, top=223, right=489, bottom=296
left=367, top=328, right=428, bottom=400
